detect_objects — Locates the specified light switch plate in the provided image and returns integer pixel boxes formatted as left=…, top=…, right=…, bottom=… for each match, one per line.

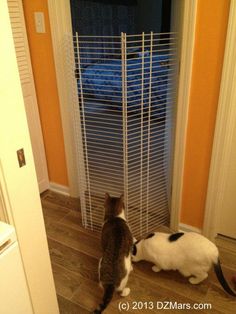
left=34, top=12, right=46, bottom=33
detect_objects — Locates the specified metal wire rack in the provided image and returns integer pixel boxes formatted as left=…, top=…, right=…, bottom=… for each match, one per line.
left=71, top=32, right=178, bottom=237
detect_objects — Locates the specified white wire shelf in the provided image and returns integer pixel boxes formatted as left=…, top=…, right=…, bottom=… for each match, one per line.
left=72, top=31, right=178, bottom=236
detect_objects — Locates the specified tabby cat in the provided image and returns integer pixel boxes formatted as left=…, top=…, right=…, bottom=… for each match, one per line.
left=93, top=193, right=133, bottom=314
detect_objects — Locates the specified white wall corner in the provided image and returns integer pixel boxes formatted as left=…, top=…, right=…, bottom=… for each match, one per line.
left=49, top=182, right=70, bottom=196
left=203, top=0, right=236, bottom=241
left=170, top=0, right=198, bottom=231
left=179, top=223, right=202, bottom=234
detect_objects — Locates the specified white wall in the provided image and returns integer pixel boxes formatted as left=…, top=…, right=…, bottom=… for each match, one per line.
left=0, top=1, right=59, bottom=313
left=217, top=122, right=236, bottom=239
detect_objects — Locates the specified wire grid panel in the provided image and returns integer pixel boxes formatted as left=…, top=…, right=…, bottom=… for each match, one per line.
left=74, top=32, right=178, bottom=236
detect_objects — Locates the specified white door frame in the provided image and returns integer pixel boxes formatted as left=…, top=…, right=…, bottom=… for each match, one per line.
left=170, top=0, right=198, bottom=230
left=203, top=0, right=236, bottom=241
left=47, top=0, right=80, bottom=197
left=47, top=0, right=198, bottom=229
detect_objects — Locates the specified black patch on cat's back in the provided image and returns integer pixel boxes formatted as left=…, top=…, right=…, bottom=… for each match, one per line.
left=132, top=244, right=137, bottom=256
left=145, top=233, right=155, bottom=239
left=132, top=239, right=141, bottom=256
left=168, top=232, right=184, bottom=242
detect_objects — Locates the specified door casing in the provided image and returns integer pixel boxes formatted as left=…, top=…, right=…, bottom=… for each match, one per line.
left=203, top=0, right=236, bottom=241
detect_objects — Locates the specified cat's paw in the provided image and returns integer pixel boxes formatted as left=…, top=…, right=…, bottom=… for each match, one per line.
left=189, top=277, right=200, bottom=284
left=120, top=287, right=130, bottom=297
left=189, top=273, right=208, bottom=284
left=152, top=265, right=161, bottom=272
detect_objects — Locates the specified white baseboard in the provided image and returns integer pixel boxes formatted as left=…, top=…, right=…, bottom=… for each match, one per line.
left=49, top=182, right=70, bottom=196
left=179, top=223, right=202, bottom=234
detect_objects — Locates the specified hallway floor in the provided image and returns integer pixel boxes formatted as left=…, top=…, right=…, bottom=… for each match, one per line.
left=41, top=191, right=236, bottom=313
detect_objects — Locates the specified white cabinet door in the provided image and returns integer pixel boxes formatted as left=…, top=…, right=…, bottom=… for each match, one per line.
left=7, top=0, right=49, bottom=193
left=0, top=242, right=33, bottom=314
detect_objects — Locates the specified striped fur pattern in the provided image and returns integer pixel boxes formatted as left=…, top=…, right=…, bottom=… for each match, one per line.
left=93, top=193, right=133, bottom=313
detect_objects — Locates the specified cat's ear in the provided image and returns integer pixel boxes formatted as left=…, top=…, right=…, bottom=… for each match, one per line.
left=120, top=193, right=124, bottom=202
left=104, top=192, right=110, bottom=201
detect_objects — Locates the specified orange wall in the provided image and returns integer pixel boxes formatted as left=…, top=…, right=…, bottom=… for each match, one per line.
left=22, top=0, right=230, bottom=226
left=22, top=0, right=68, bottom=186
left=181, top=0, right=230, bottom=228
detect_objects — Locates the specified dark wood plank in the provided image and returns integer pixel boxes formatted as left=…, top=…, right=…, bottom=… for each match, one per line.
left=132, top=261, right=209, bottom=302
left=46, top=221, right=102, bottom=258
left=41, top=190, right=80, bottom=211
left=57, top=295, right=89, bottom=314
left=120, top=272, right=219, bottom=314
left=71, top=277, right=103, bottom=312
left=206, top=284, right=236, bottom=314
left=71, top=270, right=219, bottom=314
left=51, top=263, right=82, bottom=299
left=41, top=199, right=70, bottom=227
left=48, top=238, right=99, bottom=282
left=41, top=192, right=236, bottom=314
left=59, top=209, right=101, bottom=239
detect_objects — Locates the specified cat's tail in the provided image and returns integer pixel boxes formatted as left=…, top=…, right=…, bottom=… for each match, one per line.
left=93, top=284, right=115, bottom=314
left=214, top=259, right=236, bottom=296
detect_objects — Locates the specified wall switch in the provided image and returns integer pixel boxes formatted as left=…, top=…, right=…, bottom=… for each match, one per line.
left=17, top=149, right=26, bottom=168
left=34, top=12, right=46, bottom=33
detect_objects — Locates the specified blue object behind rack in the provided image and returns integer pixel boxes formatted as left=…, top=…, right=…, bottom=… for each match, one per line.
left=78, top=53, right=169, bottom=116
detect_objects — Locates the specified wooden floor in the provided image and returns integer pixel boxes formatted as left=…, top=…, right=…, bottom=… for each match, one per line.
left=41, top=191, right=236, bottom=313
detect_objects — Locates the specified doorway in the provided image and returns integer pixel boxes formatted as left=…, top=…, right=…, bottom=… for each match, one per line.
left=69, top=0, right=177, bottom=236
left=47, top=0, right=198, bottom=232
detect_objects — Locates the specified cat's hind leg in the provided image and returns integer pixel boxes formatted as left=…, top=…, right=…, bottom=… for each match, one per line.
left=189, top=272, right=208, bottom=284
left=152, top=265, right=161, bottom=272
left=120, top=287, right=130, bottom=297
left=179, top=267, right=191, bottom=277
left=117, top=274, right=130, bottom=297
left=117, top=255, right=131, bottom=297
left=98, top=258, right=103, bottom=288
left=98, top=258, right=102, bottom=281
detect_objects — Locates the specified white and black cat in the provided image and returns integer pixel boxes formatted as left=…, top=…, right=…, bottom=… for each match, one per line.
left=132, top=231, right=236, bottom=296
left=93, top=193, right=133, bottom=314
